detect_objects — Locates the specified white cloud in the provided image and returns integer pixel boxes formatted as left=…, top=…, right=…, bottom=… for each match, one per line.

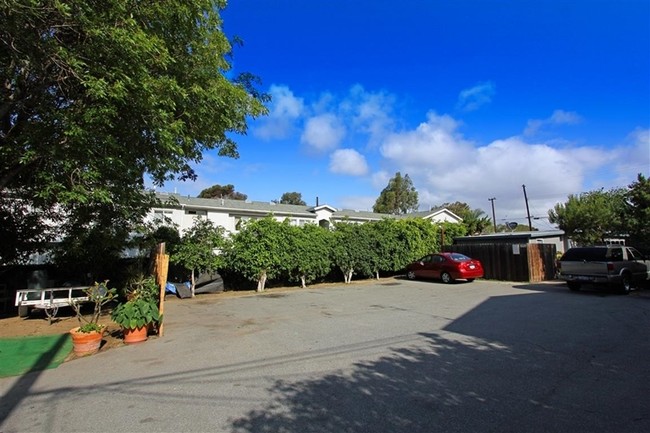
left=377, top=112, right=614, bottom=220
left=380, top=112, right=474, bottom=167
left=345, top=84, right=395, bottom=145
left=524, top=109, right=583, bottom=136
left=628, top=127, right=650, bottom=165
left=253, top=85, right=305, bottom=140
left=456, top=81, right=496, bottom=112
left=607, top=127, right=650, bottom=187
left=329, top=149, right=369, bottom=176
left=301, top=113, right=346, bottom=152
left=371, top=170, right=391, bottom=189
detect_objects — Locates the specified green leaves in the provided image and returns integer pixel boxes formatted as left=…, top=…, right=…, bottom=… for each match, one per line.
left=1, top=0, right=268, bottom=264
left=625, top=174, right=650, bottom=246
left=171, top=218, right=227, bottom=291
left=111, top=297, right=161, bottom=330
left=223, top=217, right=292, bottom=291
left=549, top=187, right=629, bottom=245
left=373, top=172, right=419, bottom=214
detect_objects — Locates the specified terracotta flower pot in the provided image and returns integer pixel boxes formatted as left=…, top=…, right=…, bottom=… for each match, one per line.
left=123, top=326, right=148, bottom=344
left=69, top=327, right=103, bottom=356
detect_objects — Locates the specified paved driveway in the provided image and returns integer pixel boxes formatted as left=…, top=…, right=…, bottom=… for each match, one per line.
left=1, top=279, right=649, bottom=433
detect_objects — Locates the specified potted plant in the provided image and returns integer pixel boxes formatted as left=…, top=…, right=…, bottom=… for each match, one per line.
left=69, top=281, right=117, bottom=356
left=111, top=276, right=162, bottom=344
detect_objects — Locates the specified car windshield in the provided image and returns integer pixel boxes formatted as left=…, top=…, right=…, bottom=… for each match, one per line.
left=449, top=253, right=470, bottom=261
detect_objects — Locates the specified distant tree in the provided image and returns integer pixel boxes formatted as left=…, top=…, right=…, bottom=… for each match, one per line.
left=171, top=218, right=227, bottom=297
left=0, top=1, right=267, bottom=265
left=373, top=172, right=419, bottom=214
left=278, top=192, right=306, bottom=206
left=549, top=188, right=627, bottom=245
left=198, top=184, right=248, bottom=200
left=438, top=202, right=491, bottom=235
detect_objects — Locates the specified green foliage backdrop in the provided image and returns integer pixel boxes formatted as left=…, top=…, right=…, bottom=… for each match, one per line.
left=1, top=0, right=267, bottom=265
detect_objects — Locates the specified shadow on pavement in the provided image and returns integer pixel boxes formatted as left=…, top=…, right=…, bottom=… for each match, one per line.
left=230, top=288, right=650, bottom=433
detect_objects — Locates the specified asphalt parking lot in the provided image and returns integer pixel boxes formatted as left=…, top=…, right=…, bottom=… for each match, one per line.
left=1, top=278, right=649, bottom=433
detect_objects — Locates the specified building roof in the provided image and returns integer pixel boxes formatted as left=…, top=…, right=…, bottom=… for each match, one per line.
left=454, top=230, right=565, bottom=242
left=154, top=192, right=462, bottom=223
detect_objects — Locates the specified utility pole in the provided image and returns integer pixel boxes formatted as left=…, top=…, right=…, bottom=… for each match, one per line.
left=488, top=197, right=497, bottom=233
left=522, top=184, right=533, bottom=230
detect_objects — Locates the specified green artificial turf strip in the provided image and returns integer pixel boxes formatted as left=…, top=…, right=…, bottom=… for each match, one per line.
left=0, top=334, right=72, bottom=378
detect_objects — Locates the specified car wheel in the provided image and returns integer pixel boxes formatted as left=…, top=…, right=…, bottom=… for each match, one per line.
left=620, top=273, right=632, bottom=294
left=407, top=270, right=416, bottom=280
left=441, top=272, right=453, bottom=284
left=567, top=281, right=581, bottom=291
left=467, top=278, right=475, bottom=282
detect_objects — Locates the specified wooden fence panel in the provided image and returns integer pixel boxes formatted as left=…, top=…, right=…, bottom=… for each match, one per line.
left=444, top=243, right=556, bottom=282
left=527, top=243, right=557, bottom=282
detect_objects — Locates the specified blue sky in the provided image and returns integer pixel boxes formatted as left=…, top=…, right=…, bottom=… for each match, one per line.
left=161, top=0, right=649, bottom=228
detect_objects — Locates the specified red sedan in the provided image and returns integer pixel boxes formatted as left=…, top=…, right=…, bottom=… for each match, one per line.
left=406, top=252, right=484, bottom=283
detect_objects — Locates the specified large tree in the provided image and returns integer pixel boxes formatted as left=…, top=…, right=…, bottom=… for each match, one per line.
left=549, top=188, right=627, bottom=245
left=373, top=172, right=419, bottom=214
left=198, top=184, right=248, bottom=200
left=0, top=1, right=267, bottom=264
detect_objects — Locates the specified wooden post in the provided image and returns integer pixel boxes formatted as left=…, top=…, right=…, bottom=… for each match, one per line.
left=154, top=243, right=169, bottom=337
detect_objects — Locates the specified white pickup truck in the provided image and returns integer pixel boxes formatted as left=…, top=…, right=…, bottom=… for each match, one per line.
left=558, top=245, right=650, bottom=293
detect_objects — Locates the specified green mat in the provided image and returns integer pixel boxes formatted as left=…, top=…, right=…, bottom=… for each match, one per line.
left=0, top=334, right=72, bottom=378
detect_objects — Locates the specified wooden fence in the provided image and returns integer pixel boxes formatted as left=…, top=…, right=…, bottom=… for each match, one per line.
left=443, top=243, right=557, bottom=282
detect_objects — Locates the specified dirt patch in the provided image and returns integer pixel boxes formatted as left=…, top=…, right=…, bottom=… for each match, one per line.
left=0, top=278, right=403, bottom=359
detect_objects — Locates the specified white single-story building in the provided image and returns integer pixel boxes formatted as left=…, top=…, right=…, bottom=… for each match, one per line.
left=149, top=192, right=463, bottom=234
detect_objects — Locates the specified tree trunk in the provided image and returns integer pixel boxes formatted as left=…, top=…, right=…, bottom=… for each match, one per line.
left=375, top=270, right=380, bottom=280
left=345, top=269, right=353, bottom=284
left=190, top=269, right=196, bottom=297
left=257, top=271, right=267, bottom=292
left=300, top=275, right=306, bottom=288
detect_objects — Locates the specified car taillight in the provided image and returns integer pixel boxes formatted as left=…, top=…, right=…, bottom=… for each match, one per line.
left=607, top=262, right=614, bottom=272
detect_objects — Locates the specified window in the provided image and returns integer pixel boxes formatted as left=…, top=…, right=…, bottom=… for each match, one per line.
left=185, top=209, right=207, bottom=216
left=153, top=210, right=173, bottom=221
left=627, top=248, right=643, bottom=260
left=432, top=255, right=445, bottom=264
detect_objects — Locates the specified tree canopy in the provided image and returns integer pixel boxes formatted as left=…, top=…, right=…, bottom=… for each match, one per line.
left=373, top=172, right=419, bottom=214
left=278, top=192, right=306, bottom=206
left=625, top=174, right=650, bottom=247
left=438, top=202, right=492, bottom=235
left=171, top=218, right=227, bottom=297
left=198, top=184, right=248, bottom=200
left=548, top=188, right=627, bottom=245
left=0, top=1, right=267, bottom=265
left=223, top=217, right=292, bottom=292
